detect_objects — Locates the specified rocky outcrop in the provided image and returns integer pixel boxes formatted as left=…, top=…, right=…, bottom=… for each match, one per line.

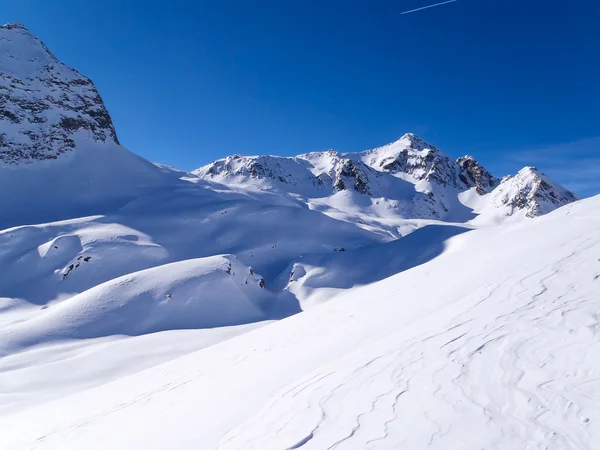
left=457, top=155, right=499, bottom=195
left=364, top=133, right=472, bottom=191
left=490, top=167, right=578, bottom=218
left=0, top=23, right=119, bottom=164
left=332, top=158, right=371, bottom=194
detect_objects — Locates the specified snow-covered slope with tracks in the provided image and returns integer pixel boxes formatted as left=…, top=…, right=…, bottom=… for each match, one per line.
left=2, top=194, right=599, bottom=450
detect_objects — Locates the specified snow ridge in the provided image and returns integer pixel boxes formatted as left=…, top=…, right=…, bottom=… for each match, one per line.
left=196, top=133, right=576, bottom=221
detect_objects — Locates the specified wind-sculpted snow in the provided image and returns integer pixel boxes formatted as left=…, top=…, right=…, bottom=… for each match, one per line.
left=1, top=255, right=270, bottom=355
left=1, top=195, right=599, bottom=450
left=281, top=224, right=470, bottom=307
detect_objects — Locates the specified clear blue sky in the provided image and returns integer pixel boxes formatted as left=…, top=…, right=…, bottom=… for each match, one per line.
left=2, top=0, right=599, bottom=195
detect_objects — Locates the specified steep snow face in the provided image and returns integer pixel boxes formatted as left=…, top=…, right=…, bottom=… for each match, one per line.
left=0, top=23, right=119, bottom=164
left=488, top=167, right=579, bottom=218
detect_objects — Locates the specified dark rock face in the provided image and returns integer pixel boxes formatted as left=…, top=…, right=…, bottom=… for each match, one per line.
left=0, top=23, right=119, bottom=164
left=333, top=159, right=371, bottom=195
left=457, top=156, right=499, bottom=195
left=377, top=139, right=461, bottom=189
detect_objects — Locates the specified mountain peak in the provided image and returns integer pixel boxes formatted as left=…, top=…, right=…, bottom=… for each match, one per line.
left=516, top=166, right=541, bottom=176
left=457, top=155, right=498, bottom=195
left=1, top=22, right=29, bottom=31
left=0, top=22, right=59, bottom=76
left=397, top=133, right=437, bottom=151
left=490, top=166, right=578, bottom=218
left=0, top=24, right=120, bottom=164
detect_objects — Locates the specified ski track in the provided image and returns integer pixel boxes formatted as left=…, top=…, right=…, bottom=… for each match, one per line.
left=213, top=235, right=600, bottom=449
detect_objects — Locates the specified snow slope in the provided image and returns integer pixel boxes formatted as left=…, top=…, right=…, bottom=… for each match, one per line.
left=1, top=194, right=598, bottom=450
left=2, top=255, right=272, bottom=354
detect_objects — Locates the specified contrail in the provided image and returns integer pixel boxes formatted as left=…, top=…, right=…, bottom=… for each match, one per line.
left=401, top=0, right=459, bottom=15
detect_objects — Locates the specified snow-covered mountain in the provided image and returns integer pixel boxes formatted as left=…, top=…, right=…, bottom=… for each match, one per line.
left=0, top=23, right=119, bottom=163
left=489, top=166, right=579, bottom=217
left=0, top=24, right=596, bottom=450
left=194, top=132, right=576, bottom=227
left=0, top=23, right=173, bottom=228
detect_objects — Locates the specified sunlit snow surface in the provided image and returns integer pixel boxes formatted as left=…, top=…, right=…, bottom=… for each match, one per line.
left=1, top=196, right=599, bottom=450
left=1, top=22, right=593, bottom=449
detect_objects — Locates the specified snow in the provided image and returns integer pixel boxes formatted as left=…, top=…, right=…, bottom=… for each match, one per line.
left=0, top=322, right=269, bottom=415
left=0, top=23, right=59, bottom=79
left=2, top=255, right=272, bottom=355
left=465, top=167, right=580, bottom=225
left=0, top=140, right=176, bottom=229
left=1, top=195, right=599, bottom=449
left=1, top=23, right=596, bottom=450
left=194, top=133, right=577, bottom=238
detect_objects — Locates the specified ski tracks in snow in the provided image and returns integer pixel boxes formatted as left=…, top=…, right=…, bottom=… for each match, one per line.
left=216, top=236, right=600, bottom=449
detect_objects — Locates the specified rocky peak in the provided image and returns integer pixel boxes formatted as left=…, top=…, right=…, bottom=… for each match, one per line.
left=332, top=158, right=371, bottom=195
left=457, top=155, right=499, bottom=195
left=365, top=134, right=461, bottom=189
left=2, top=23, right=27, bottom=30
left=0, top=23, right=119, bottom=164
left=398, top=133, right=439, bottom=152
left=195, top=154, right=325, bottom=191
left=491, top=166, right=578, bottom=218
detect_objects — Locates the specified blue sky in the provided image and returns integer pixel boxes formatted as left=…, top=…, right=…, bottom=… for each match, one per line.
left=2, top=0, right=599, bottom=195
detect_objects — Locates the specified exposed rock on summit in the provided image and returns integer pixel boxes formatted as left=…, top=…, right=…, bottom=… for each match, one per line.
left=0, top=23, right=119, bottom=164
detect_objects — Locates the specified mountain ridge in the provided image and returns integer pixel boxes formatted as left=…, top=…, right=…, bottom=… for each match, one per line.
left=194, top=133, right=577, bottom=223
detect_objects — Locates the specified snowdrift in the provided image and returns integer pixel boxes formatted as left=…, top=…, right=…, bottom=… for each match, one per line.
left=2, top=256, right=270, bottom=354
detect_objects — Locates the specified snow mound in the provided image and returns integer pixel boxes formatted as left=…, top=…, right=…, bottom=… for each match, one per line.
left=282, top=223, right=469, bottom=307
left=2, top=255, right=270, bottom=354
